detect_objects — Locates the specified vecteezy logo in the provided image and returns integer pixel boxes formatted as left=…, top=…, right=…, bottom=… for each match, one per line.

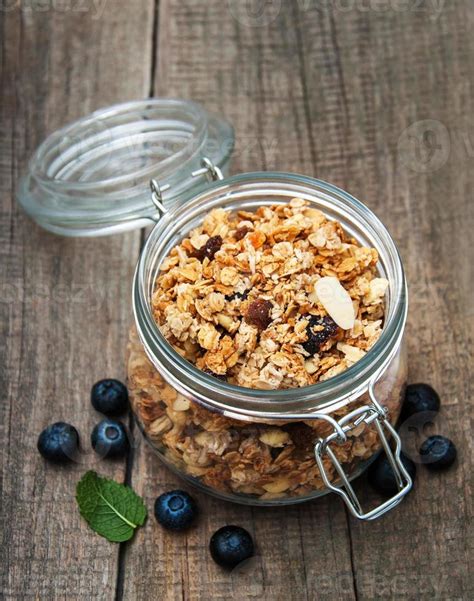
left=227, top=0, right=282, bottom=27
left=397, top=410, right=452, bottom=465
left=397, top=119, right=450, bottom=173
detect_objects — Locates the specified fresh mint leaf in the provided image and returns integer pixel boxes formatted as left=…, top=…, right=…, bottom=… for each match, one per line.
left=76, top=470, right=147, bottom=543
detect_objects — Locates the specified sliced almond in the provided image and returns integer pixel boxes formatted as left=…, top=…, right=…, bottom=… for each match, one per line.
left=337, top=342, right=366, bottom=363
left=262, top=477, right=291, bottom=493
left=314, top=276, right=355, bottom=330
left=259, top=428, right=291, bottom=448
left=172, top=396, right=191, bottom=412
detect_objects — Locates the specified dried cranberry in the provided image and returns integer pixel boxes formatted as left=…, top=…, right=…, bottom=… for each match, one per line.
left=192, top=235, right=223, bottom=261
left=245, top=299, right=273, bottom=330
left=203, top=368, right=227, bottom=381
left=302, top=315, right=338, bottom=356
left=234, top=226, right=250, bottom=241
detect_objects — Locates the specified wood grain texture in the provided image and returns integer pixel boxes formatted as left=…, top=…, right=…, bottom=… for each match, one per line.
left=1, top=1, right=472, bottom=600
left=0, top=1, right=153, bottom=599
left=292, top=5, right=473, bottom=599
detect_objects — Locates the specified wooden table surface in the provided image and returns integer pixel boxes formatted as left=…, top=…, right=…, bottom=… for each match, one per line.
left=2, top=2, right=473, bottom=600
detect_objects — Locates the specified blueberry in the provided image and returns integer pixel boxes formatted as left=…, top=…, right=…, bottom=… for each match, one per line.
left=401, top=383, right=440, bottom=421
left=91, top=379, right=129, bottom=416
left=91, top=419, right=129, bottom=458
left=420, top=435, right=457, bottom=470
left=302, top=315, right=338, bottom=356
left=368, top=453, right=416, bottom=496
left=37, top=422, right=79, bottom=463
left=209, top=525, right=254, bottom=569
left=154, top=490, right=198, bottom=531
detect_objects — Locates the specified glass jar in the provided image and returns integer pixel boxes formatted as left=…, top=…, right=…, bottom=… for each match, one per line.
left=129, top=173, right=410, bottom=519
left=17, top=99, right=411, bottom=520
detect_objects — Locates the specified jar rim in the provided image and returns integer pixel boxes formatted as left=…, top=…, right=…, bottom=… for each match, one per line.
left=28, top=99, right=209, bottom=188
left=133, top=172, right=408, bottom=419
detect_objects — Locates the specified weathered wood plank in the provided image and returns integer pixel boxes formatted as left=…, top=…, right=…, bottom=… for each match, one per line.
left=295, top=3, right=473, bottom=600
left=0, top=2, right=154, bottom=599
left=121, top=2, right=357, bottom=600
left=2, top=1, right=472, bottom=600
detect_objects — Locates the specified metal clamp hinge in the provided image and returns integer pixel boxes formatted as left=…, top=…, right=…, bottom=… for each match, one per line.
left=149, top=156, right=223, bottom=219
left=314, top=396, right=412, bottom=521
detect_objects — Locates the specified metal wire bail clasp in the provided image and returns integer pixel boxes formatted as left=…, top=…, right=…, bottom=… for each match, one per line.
left=191, top=156, right=224, bottom=182
left=148, top=157, right=223, bottom=224
left=149, top=179, right=169, bottom=218
left=314, top=379, right=413, bottom=521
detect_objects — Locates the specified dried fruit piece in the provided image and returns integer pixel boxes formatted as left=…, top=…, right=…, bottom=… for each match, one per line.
left=234, top=226, right=250, bottom=241
left=314, top=276, right=355, bottom=330
left=225, top=290, right=248, bottom=302
left=192, top=235, right=223, bottom=261
left=248, top=230, right=266, bottom=248
left=302, top=315, right=338, bottom=356
left=245, top=299, right=273, bottom=330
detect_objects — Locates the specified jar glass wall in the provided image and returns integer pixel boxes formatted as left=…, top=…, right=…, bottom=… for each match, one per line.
left=128, top=330, right=406, bottom=505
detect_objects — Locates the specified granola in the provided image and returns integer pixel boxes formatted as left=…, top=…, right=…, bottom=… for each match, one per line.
left=151, top=199, right=388, bottom=389
left=128, top=326, right=406, bottom=500
left=127, top=199, right=407, bottom=501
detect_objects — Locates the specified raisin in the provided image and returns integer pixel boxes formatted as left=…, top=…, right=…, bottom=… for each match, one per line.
left=234, top=226, right=250, bottom=241
left=225, top=290, right=249, bottom=302
left=245, top=299, right=273, bottom=330
left=202, top=368, right=227, bottom=381
left=192, top=235, right=223, bottom=261
left=302, top=315, right=338, bottom=356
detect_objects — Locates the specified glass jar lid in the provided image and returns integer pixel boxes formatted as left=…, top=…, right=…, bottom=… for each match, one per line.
left=17, top=98, right=234, bottom=236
